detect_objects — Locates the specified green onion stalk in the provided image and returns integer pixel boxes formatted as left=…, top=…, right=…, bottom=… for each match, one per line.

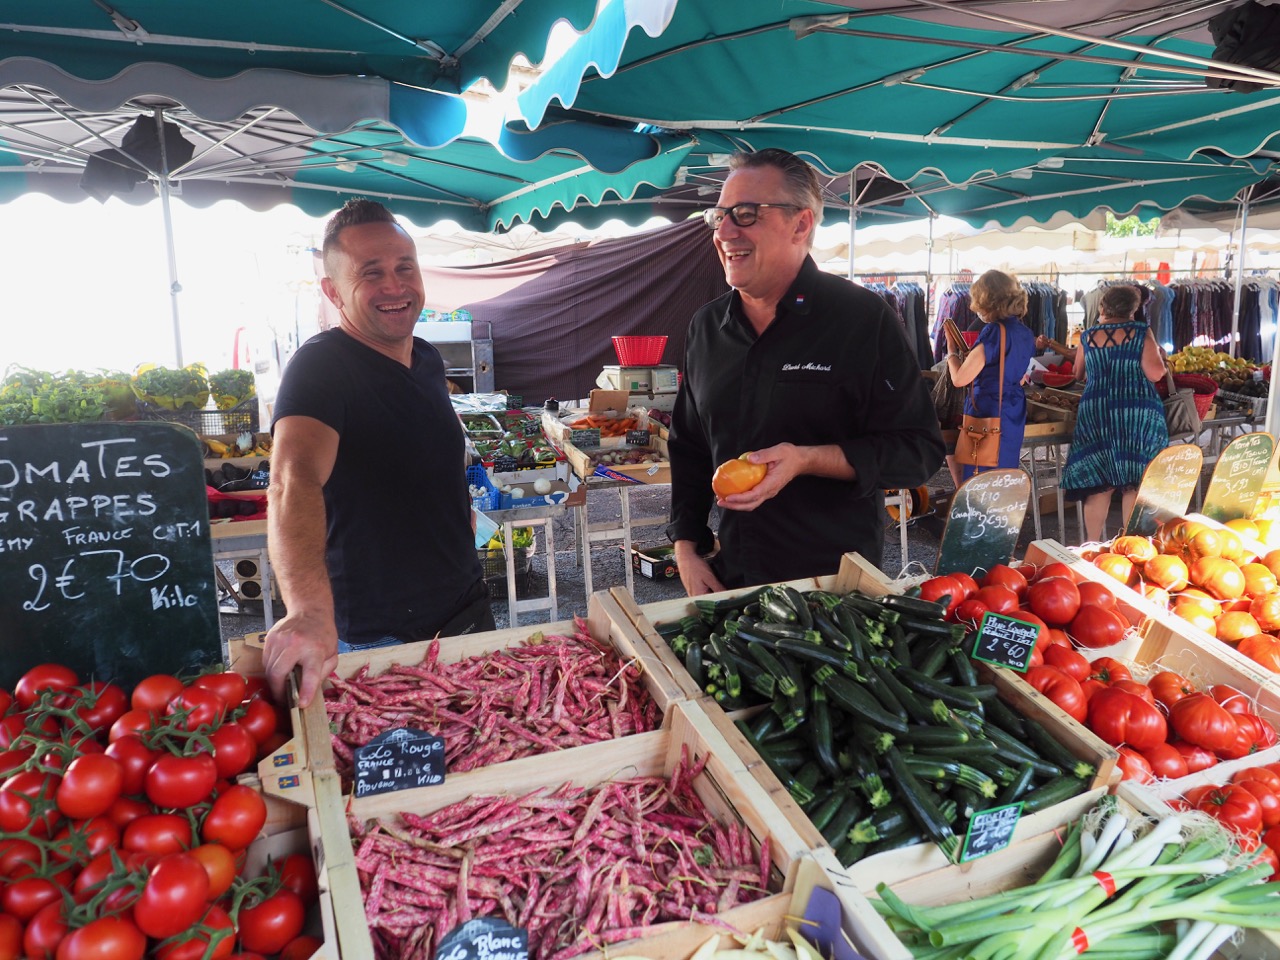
left=875, top=798, right=1280, bottom=960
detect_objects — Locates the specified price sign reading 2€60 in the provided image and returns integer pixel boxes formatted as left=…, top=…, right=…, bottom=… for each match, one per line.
left=971, top=612, right=1040, bottom=673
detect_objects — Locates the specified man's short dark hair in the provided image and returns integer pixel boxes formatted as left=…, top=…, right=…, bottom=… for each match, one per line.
left=322, top=198, right=399, bottom=271
left=727, top=148, right=824, bottom=247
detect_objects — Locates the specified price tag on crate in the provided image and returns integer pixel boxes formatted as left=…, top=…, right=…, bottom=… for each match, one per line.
left=960, top=801, right=1023, bottom=862
left=491, top=455, right=519, bottom=473
left=970, top=611, right=1039, bottom=672
left=354, top=727, right=445, bottom=797
left=437, top=918, right=528, bottom=960
left=625, top=429, right=651, bottom=447
left=570, top=428, right=601, bottom=448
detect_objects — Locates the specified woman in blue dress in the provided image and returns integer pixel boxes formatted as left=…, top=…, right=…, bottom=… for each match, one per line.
left=945, top=270, right=1037, bottom=482
left=1061, top=284, right=1168, bottom=542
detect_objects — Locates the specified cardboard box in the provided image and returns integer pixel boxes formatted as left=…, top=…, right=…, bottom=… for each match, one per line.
left=631, top=542, right=680, bottom=580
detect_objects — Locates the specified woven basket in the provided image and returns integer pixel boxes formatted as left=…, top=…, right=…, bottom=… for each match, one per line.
left=1156, top=372, right=1218, bottom=418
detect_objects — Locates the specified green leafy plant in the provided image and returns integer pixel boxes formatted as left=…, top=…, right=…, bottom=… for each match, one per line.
left=132, top=363, right=210, bottom=410
left=208, top=369, right=256, bottom=409
left=0, top=366, right=134, bottom=425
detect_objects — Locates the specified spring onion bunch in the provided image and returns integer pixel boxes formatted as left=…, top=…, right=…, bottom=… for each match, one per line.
left=874, top=795, right=1280, bottom=960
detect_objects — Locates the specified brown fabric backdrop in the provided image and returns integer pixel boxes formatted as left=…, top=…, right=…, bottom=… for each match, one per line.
left=418, top=218, right=729, bottom=403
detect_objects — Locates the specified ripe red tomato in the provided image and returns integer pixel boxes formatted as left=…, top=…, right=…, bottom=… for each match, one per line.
left=973, top=584, right=1019, bottom=615
left=166, top=688, right=227, bottom=732
left=0, top=836, right=41, bottom=878
left=1234, top=778, right=1280, bottom=829
left=1069, top=604, right=1127, bottom=649
left=133, top=854, right=212, bottom=939
left=24, top=900, right=67, bottom=959
left=1075, top=581, right=1117, bottom=609
left=154, top=905, right=235, bottom=960
left=2, top=875, right=62, bottom=922
left=278, top=936, right=323, bottom=960
left=1110, top=679, right=1156, bottom=706
left=123, top=813, right=192, bottom=856
left=50, top=817, right=119, bottom=865
left=237, top=889, right=306, bottom=955
left=1079, top=677, right=1108, bottom=703
left=108, top=709, right=155, bottom=743
left=1139, top=741, right=1189, bottom=780
left=275, top=853, right=319, bottom=906
left=208, top=723, right=256, bottom=780
left=107, top=796, right=152, bottom=831
left=1037, top=562, right=1079, bottom=583
left=919, top=575, right=964, bottom=615
left=952, top=598, right=988, bottom=627
left=132, top=675, right=185, bottom=716
left=0, top=771, right=62, bottom=836
left=1236, top=713, right=1278, bottom=750
left=104, top=735, right=160, bottom=797
left=1195, top=784, right=1264, bottom=837
left=188, top=844, right=238, bottom=901
left=1088, top=657, right=1132, bottom=685
left=0, top=914, right=21, bottom=960
left=192, top=673, right=249, bottom=709
left=1210, top=684, right=1255, bottom=715
left=237, top=696, right=279, bottom=747
left=1086, top=687, right=1167, bottom=751
left=1115, top=746, right=1155, bottom=783
left=14, top=665, right=79, bottom=710
left=1170, top=693, right=1240, bottom=753
left=55, top=754, right=123, bottom=821
left=981, top=563, right=1028, bottom=597
left=70, top=682, right=129, bottom=734
left=201, top=785, right=267, bottom=851
left=1042, top=644, right=1090, bottom=682
left=1253, top=843, right=1280, bottom=880
left=72, top=850, right=147, bottom=909
left=55, top=915, right=146, bottom=960
left=1025, top=665, right=1087, bottom=723
left=146, top=754, right=218, bottom=809
left=1026, top=576, right=1081, bottom=626
left=1148, top=671, right=1195, bottom=710
left=1237, top=766, right=1280, bottom=791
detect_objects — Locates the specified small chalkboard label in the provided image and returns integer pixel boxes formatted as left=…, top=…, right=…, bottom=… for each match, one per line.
left=960, top=801, right=1023, bottom=862
left=437, top=918, right=528, bottom=960
left=570, top=428, right=601, bottom=449
left=1203, top=433, right=1274, bottom=523
left=354, top=727, right=445, bottom=797
left=971, top=612, right=1039, bottom=672
left=937, top=469, right=1030, bottom=577
left=626, top=429, right=651, bottom=447
left=1125, top=443, right=1204, bottom=536
left=490, top=455, right=519, bottom=473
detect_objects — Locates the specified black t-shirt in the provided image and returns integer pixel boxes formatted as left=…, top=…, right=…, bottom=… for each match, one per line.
left=273, top=329, right=484, bottom=644
left=667, top=257, right=945, bottom=585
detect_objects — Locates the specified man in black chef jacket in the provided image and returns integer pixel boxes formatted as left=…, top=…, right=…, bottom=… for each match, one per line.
left=667, top=149, right=944, bottom=594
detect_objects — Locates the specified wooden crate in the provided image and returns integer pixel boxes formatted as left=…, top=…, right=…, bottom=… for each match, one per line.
left=331, top=699, right=837, bottom=960
left=836, top=786, right=1280, bottom=960
left=1025, top=539, right=1280, bottom=699
left=618, top=552, right=1116, bottom=850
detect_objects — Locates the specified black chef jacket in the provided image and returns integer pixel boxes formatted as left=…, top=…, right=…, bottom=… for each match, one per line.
left=666, top=257, right=945, bottom=586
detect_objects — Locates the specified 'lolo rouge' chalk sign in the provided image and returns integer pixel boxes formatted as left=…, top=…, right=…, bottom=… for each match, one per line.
left=437, top=918, right=528, bottom=960
left=971, top=612, right=1039, bottom=673
left=354, top=727, right=446, bottom=797
left=0, top=423, right=220, bottom=689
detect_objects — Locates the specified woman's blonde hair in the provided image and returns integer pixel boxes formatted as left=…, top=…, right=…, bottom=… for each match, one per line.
left=970, top=269, right=1029, bottom=321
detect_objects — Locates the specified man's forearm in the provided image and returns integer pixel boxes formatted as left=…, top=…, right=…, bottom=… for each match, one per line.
left=798, top=444, right=856, bottom=481
left=267, top=478, right=335, bottom=622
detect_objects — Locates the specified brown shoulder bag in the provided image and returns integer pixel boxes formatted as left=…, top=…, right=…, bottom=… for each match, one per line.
left=956, top=323, right=1005, bottom=469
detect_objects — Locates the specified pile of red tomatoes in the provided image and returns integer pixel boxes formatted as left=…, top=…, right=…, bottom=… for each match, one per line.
left=0, top=664, right=320, bottom=960
left=1175, top=760, right=1280, bottom=878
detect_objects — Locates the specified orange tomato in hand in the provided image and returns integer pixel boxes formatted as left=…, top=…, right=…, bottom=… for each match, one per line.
left=711, top=454, right=767, bottom=498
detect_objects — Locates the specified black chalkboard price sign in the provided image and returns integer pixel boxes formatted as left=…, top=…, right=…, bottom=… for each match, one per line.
left=937, top=469, right=1030, bottom=578
left=569, top=428, right=601, bottom=449
left=354, top=727, right=446, bottom=797
left=437, top=918, right=528, bottom=960
left=1202, top=432, right=1274, bottom=523
left=971, top=612, right=1040, bottom=672
left=960, top=801, right=1023, bottom=863
left=0, top=422, right=221, bottom=689
left=1125, top=443, right=1204, bottom=536
left=625, top=429, right=651, bottom=447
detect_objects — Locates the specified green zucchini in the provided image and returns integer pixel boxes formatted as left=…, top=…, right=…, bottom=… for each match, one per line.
left=850, top=719, right=895, bottom=755
left=748, top=644, right=798, bottom=698
left=884, top=747, right=957, bottom=854
left=1019, top=774, right=1088, bottom=814
left=896, top=614, right=967, bottom=641
left=849, top=805, right=911, bottom=845
left=902, top=757, right=999, bottom=798
left=898, top=726, right=970, bottom=749
left=912, top=740, right=999, bottom=760
left=860, top=663, right=912, bottom=723
left=981, top=695, right=1030, bottom=738
left=774, top=637, right=860, bottom=677
left=821, top=675, right=910, bottom=734
left=995, top=761, right=1037, bottom=806
left=694, top=587, right=766, bottom=618
left=684, top=643, right=706, bottom=690
left=881, top=593, right=950, bottom=619
left=655, top=619, right=684, bottom=640
left=867, top=661, right=935, bottom=725
left=913, top=635, right=957, bottom=677
left=867, top=827, right=928, bottom=858
left=841, top=592, right=900, bottom=624
left=808, top=792, right=846, bottom=835
left=749, top=621, right=815, bottom=641
left=834, top=838, right=867, bottom=867
left=811, top=607, right=854, bottom=653
left=896, top=665, right=985, bottom=710
left=778, top=585, right=814, bottom=628
left=1024, top=718, right=1097, bottom=781
left=807, top=687, right=841, bottom=779
left=948, top=647, right=980, bottom=688
left=759, top=589, right=800, bottom=624
left=822, top=795, right=865, bottom=847
left=707, top=633, right=740, bottom=699
left=748, top=709, right=784, bottom=743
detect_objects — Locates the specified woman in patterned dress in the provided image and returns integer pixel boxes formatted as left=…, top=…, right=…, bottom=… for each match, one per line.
left=1061, top=285, right=1169, bottom=541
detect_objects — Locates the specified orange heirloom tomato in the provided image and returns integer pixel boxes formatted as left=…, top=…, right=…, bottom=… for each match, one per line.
left=711, top=455, right=767, bottom=498
left=1238, top=634, right=1280, bottom=673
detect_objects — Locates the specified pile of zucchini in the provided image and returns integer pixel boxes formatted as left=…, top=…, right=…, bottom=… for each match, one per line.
left=656, top=585, right=1091, bottom=865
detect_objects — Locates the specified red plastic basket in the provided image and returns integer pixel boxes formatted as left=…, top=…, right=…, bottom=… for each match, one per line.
left=1156, top=372, right=1218, bottom=418
left=612, top=335, right=668, bottom=366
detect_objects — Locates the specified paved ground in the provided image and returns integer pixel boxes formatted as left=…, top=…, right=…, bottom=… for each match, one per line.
left=217, top=462, right=1119, bottom=642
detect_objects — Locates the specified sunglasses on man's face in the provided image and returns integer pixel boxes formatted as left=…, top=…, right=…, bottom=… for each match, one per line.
left=702, top=202, right=801, bottom=229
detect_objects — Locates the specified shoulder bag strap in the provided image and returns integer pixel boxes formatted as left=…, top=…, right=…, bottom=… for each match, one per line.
left=995, top=321, right=1006, bottom=414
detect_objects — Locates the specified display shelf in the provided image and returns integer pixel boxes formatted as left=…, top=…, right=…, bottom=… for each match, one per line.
left=332, top=699, right=843, bottom=960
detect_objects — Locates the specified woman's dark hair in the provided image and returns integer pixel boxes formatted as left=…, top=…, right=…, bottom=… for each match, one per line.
left=1099, top=284, right=1143, bottom=320
left=970, top=269, right=1028, bottom=321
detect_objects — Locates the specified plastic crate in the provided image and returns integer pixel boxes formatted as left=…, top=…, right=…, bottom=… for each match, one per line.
left=479, top=537, right=535, bottom=598
left=612, top=335, right=668, bottom=366
left=138, top=399, right=259, bottom=435
left=465, top=464, right=500, bottom=511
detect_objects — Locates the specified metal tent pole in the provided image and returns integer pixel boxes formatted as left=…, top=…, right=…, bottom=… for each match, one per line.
left=155, top=109, right=185, bottom=368
left=847, top=169, right=857, bottom=282
left=1230, top=191, right=1250, bottom=359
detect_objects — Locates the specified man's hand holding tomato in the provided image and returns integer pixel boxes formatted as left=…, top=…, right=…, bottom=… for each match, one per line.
left=715, top=443, right=854, bottom=512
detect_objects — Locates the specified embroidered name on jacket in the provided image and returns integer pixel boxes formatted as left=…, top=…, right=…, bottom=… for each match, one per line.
left=781, top=362, right=832, bottom=372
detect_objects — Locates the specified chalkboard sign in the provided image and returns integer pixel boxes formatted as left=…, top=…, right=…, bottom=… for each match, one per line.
left=971, top=612, right=1039, bottom=672
left=570, top=428, right=601, bottom=449
left=437, top=918, right=528, bottom=960
left=937, top=469, right=1030, bottom=578
left=354, top=727, right=445, bottom=797
left=0, top=422, right=220, bottom=689
left=1125, top=443, right=1204, bottom=537
left=960, top=801, right=1023, bottom=862
left=625, top=429, right=651, bottom=447
left=1202, top=432, right=1274, bottom=523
